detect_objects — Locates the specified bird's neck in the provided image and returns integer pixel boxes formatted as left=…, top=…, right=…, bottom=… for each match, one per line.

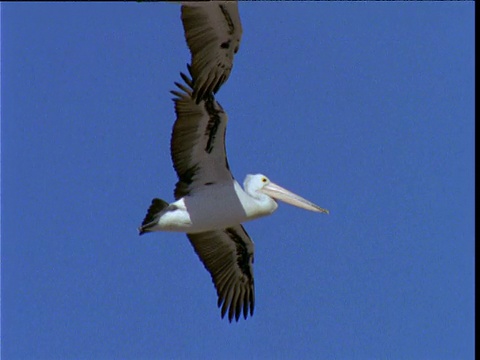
left=235, top=181, right=278, bottom=220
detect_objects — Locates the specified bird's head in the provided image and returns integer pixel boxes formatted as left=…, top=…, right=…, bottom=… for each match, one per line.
left=244, top=174, right=329, bottom=214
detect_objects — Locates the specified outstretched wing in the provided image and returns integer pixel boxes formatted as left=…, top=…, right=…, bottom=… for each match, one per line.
left=187, top=225, right=255, bottom=322
left=181, top=1, right=242, bottom=102
left=170, top=72, right=233, bottom=199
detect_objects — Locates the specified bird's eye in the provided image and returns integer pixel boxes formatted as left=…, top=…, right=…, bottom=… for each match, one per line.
left=262, top=177, right=267, bottom=183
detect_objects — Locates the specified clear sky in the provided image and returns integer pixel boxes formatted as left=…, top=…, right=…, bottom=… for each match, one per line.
left=2, top=2, right=475, bottom=359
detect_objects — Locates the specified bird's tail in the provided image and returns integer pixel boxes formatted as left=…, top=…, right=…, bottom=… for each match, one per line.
left=138, top=198, right=170, bottom=235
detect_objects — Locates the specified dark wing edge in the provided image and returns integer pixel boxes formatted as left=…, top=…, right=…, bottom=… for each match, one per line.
left=187, top=225, right=255, bottom=322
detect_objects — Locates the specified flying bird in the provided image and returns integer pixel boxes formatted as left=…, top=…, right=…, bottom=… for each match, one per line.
left=139, top=72, right=329, bottom=322
left=180, top=1, right=242, bottom=102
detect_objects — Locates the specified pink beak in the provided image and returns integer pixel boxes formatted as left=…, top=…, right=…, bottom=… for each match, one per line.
left=260, top=182, right=329, bottom=214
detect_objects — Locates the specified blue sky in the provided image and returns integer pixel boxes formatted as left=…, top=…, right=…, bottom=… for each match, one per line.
left=2, top=2, right=474, bottom=359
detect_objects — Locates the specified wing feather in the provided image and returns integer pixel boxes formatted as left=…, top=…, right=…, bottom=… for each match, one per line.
left=170, top=72, right=233, bottom=199
left=181, top=1, right=242, bottom=102
left=187, top=225, right=255, bottom=322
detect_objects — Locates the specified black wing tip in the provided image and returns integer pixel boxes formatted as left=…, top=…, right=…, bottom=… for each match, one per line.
left=171, top=64, right=218, bottom=104
left=185, top=63, right=217, bottom=104
left=170, top=67, right=198, bottom=102
left=180, top=70, right=193, bottom=87
left=187, top=63, right=193, bottom=77
left=217, top=297, right=254, bottom=323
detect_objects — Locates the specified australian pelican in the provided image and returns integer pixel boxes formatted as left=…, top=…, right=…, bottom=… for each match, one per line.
left=139, top=71, right=328, bottom=322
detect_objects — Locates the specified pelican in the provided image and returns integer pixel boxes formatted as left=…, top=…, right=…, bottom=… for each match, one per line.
left=139, top=72, right=329, bottom=322
left=180, top=1, right=242, bottom=102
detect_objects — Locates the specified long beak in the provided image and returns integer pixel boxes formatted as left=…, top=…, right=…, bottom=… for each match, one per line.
left=260, top=182, right=329, bottom=214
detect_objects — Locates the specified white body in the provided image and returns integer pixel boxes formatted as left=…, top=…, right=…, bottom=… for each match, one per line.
left=147, top=179, right=278, bottom=233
